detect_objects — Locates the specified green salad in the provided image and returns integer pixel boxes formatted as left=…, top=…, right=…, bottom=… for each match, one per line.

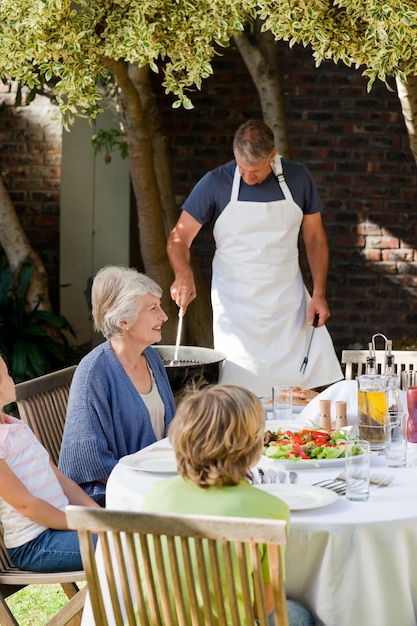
left=263, top=427, right=362, bottom=462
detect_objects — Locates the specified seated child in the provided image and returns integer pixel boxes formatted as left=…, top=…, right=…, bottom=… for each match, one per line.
left=0, top=356, right=99, bottom=572
left=143, top=384, right=315, bottom=625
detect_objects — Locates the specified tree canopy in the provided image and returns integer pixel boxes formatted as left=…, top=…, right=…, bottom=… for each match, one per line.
left=259, top=0, right=417, bottom=89
left=2, top=1, right=417, bottom=125
left=0, top=0, right=256, bottom=122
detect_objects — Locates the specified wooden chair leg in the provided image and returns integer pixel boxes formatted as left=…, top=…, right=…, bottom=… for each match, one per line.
left=0, top=597, right=19, bottom=626
left=45, top=585, right=87, bottom=626
left=61, top=582, right=81, bottom=599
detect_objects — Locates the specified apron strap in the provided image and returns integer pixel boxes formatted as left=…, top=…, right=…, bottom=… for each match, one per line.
left=271, top=156, right=295, bottom=203
left=231, top=165, right=241, bottom=202
left=232, top=157, right=295, bottom=203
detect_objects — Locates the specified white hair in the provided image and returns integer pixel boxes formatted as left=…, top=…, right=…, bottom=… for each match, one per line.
left=92, top=266, right=162, bottom=339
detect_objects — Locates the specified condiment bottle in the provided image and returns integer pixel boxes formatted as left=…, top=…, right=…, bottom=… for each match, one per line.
left=319, top=399, right=332, bottom=430
left=335, top=401, right=348, bottom=428
left=366, top=342, right=376, bottom=375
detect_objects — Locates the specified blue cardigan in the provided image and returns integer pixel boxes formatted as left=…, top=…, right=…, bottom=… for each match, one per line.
left=58, top=342, right=176, bottom=502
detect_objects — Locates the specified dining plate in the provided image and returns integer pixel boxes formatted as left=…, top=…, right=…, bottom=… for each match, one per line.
left=265, top=420, right=304, bottom=432
left=263, top=455, right=348, bottom=469
left=119, top=450, right=177, bottom=474
left=255, top=484, right=338, bottom=510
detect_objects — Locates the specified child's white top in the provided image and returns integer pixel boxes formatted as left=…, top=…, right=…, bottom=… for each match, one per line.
left=0, top=414, right=68, bottom=548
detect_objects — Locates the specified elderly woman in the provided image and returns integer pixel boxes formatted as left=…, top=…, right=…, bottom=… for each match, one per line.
left=58, top=266, right=176, bottom=507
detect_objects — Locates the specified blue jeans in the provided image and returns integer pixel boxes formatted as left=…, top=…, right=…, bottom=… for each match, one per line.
left=8, top=528, right=97, bottom=573
left=256, top=599, right=315, bottom=626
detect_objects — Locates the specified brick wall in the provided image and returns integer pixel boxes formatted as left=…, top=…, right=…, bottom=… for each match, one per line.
left=0, top=84, right=62, bottom=310
left=0, top=41, right=416, bottom=352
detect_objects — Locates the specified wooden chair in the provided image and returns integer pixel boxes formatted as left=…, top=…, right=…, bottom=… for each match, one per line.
left=341, top=350, right=417, bottom=388
left=66, top=506, right=289, bottom=626
left=15, top=365, right=77, bottom=465
left=0, top=524, right=86, bottom=626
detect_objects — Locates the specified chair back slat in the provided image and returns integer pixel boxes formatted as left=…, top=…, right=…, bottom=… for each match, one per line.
left=67, top=506, right=289, bottom=626
left=15, top=365, right=77, bottom=464
left=193, top=537, right=213, bottom=625
left=341, top=350, right=417, bottom=388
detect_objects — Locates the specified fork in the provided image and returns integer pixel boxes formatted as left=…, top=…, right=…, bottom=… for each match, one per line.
left=336, top=472, right=395, bottom=488
left=312, top=479, right=347, bottom=494
left=370, top=474, right=395, bottom=488
left=314, top=472, right=395, bottom=490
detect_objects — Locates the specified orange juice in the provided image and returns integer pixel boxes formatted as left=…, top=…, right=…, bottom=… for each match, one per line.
left=358, top=389, right=388, bottom=450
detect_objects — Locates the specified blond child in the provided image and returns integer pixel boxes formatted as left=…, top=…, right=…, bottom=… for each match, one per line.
left=143, top=384, right=314, bottom=625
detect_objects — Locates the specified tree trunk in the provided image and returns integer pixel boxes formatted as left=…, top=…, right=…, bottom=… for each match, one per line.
left=234, top=27, right=290, bottom=157
left=396, top=74, right=417, bottom=164
left=103, top=58, right=213, bottom=346
left=0, top=175, right=53, bottom=312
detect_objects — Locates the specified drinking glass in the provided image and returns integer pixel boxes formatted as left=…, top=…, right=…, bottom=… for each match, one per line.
left=272, top=385, right=292, bottom=421
left=385, top=411, right=407, bottom=467
left=345, top=440, right=371, bottom=501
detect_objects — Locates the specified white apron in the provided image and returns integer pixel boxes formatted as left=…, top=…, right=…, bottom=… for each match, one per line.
left=212, top=156, right=343, bottom=397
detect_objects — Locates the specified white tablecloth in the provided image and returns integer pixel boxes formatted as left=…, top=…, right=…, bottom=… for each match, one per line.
left=94, top=437, right=417, bottom=626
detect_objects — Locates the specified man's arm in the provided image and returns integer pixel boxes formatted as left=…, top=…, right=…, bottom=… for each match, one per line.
left=300, top=212, right=330, bottom=327
left=167, top=211, right=202, bottom=315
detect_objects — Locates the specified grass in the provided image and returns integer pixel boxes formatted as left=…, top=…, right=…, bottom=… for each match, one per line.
left=6, top=584, right=77, bottom=625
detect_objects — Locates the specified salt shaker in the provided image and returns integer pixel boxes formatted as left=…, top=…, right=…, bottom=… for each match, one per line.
left=319, top=399, right=332, bottom=430
left=335, top=401, right=348, bottom=428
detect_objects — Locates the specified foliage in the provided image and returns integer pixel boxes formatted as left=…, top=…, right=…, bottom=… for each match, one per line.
left=92, top=128, right=129, bottom=162
left=0, top=256, right=79, bottom=382
left=257, top=0, right=417, bottom=89
left=0, top=0, right=256, bottom=125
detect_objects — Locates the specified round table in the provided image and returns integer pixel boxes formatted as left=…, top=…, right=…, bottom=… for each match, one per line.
left=105, top=437, right=417, bottom=626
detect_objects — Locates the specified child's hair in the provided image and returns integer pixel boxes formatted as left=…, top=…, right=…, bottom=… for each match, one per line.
left=168, top=385, right=265, bottom=488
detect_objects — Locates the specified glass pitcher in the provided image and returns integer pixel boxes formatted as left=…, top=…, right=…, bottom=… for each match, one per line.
left=357, top=374, right=389, bottom=451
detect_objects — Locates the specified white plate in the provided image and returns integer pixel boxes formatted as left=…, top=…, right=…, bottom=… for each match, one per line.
left=263, top=455, right=348, bottom=469
left=119, top=450, right=177, bottom=474
left=255, top=484, right=338, bottom=510
left=265, top=420, right=302, bottom=432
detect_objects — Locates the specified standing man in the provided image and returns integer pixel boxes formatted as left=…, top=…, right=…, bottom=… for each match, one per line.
left=167, top=119, right=343, bottom=396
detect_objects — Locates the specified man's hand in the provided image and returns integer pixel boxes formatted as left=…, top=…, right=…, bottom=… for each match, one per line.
left=170, top=272, right=197, bottom=316
left=308, top=295, right=330, bottom=327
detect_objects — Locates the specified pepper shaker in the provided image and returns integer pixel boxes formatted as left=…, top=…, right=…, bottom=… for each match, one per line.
left=335, top=401, right=348, bottom=428
left=319, top=399, right=332, bottom=430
